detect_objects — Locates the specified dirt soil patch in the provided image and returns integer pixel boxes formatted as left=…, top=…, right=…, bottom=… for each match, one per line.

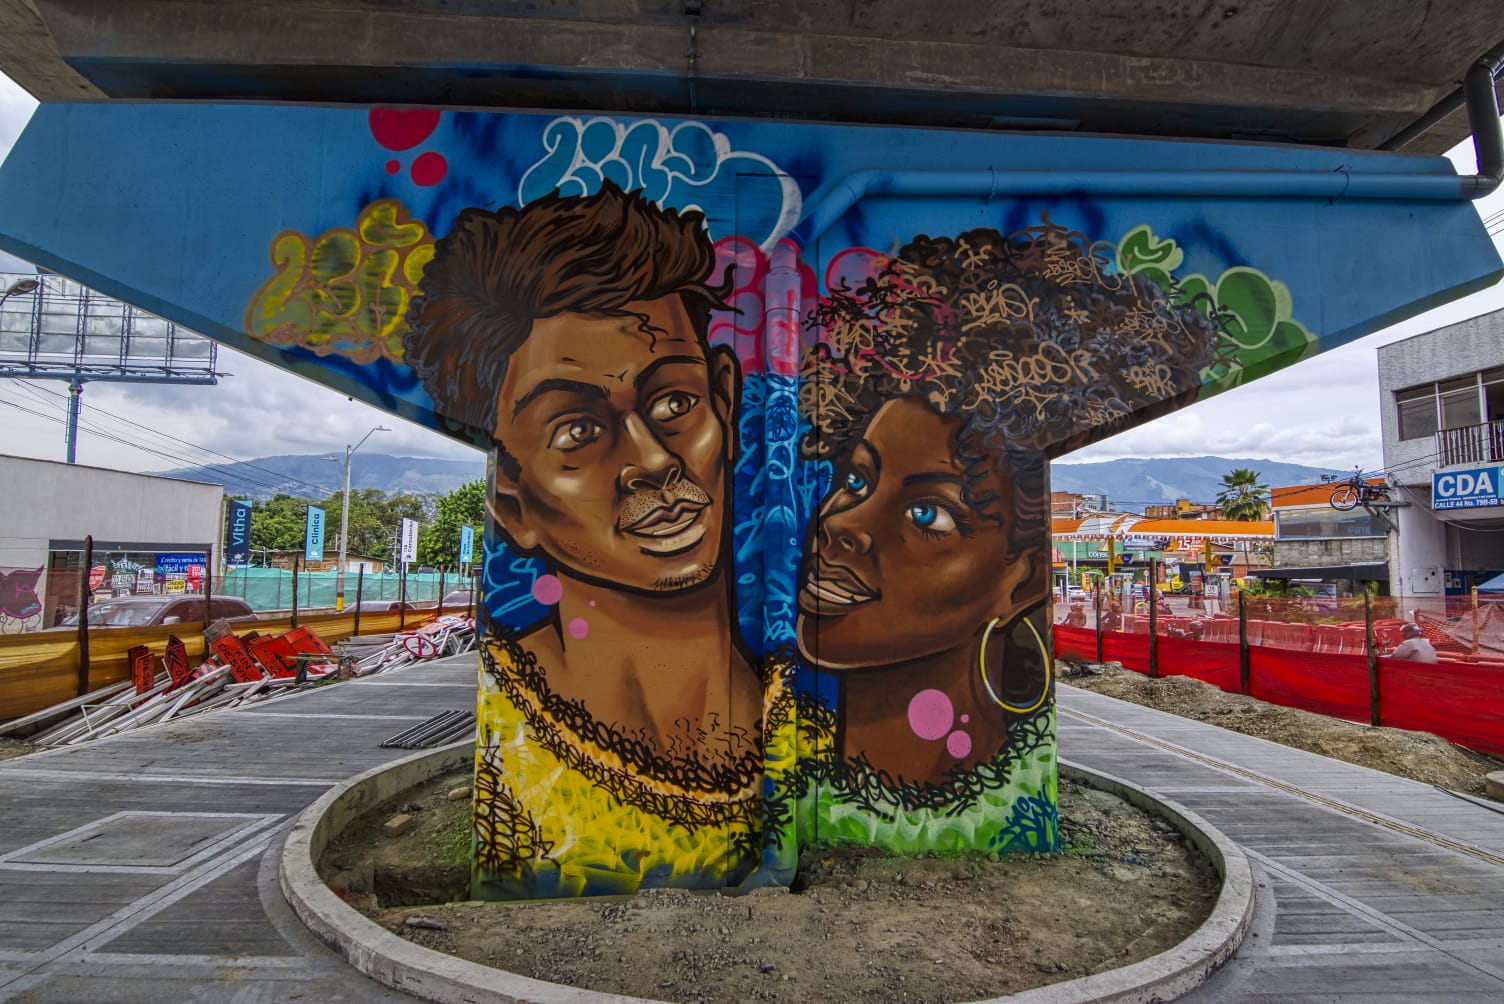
left=1063, top=661, right=1504, bottom=797
left=319, top=769, right=1219, bottom=1003
left=0, top=739, right=36, bottom=762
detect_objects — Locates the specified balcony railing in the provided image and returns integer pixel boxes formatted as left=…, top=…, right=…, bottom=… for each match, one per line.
left=1436, top=420, right=1504, bottom=467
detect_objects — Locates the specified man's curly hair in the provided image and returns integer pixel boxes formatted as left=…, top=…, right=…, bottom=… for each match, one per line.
left=800, top=217, right=1224, bottom=563
left=405, top=181, right=731, bottom=463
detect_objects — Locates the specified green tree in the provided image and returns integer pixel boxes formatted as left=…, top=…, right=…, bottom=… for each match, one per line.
left=1216, top=468, right=1270, bottom=521
left=418, top=480, right=486, bottom=568
left=322, top=488, right=439, bottom=564
left=249, top=494, right=317, bottom=554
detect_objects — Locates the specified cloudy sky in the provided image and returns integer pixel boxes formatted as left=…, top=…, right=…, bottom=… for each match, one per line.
left=0, top=74, right=1501, bottom=480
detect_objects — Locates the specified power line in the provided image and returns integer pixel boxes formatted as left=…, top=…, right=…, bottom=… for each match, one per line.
left=0, top=390, right=336, bottom=498
left=0, top=386, right=298, bottom=495
left=5, top=378, right=337, bottom=497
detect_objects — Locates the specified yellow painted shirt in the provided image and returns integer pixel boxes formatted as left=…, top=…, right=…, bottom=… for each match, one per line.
left=473, top=637, right=791, bottom=899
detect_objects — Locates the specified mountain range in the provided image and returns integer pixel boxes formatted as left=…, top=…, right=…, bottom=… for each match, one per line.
left=160, top=452, right=486, bottom=501
left=161, top=452, right=1341, bottom=510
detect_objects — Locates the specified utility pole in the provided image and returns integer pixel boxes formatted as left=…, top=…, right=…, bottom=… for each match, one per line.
left=334, top=425, right=389, bottom=611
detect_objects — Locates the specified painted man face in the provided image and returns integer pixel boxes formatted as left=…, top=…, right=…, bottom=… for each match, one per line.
left=795, top=396, right=1029, bottom=669
left=491, top=296, right=738, bottom=594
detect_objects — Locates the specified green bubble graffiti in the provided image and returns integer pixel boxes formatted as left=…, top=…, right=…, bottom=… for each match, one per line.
left=1116, top=224, right=1316, bottom=397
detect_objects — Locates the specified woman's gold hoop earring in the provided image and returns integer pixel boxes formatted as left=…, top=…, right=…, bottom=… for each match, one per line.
left=978, top=615, right=1052, bottom=715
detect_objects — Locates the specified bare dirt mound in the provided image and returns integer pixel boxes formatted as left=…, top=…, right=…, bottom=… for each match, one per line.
left=321, top=770, right=1220, bottom=1004
left=1064, top=663, right=1503, bottom=797
left=0, top=739, right=35, bottom=762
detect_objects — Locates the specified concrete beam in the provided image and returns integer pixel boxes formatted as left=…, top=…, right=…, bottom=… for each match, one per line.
left=7, top=1, right=1501, bottom=154
left=0, top=0, right=101, bottom=100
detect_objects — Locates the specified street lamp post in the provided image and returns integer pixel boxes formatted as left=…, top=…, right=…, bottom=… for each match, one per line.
left=335, top=425, right=389, bottom=611
left=0, top=277, right=39, bottom=307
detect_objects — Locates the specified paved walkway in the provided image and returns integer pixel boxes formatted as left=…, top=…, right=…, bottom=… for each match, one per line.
left=0, top=654, right=479, bottom=1003
left=1059, top=685, right=1504, bottom=1002
left=1, top=659, right=1502, bottom=1001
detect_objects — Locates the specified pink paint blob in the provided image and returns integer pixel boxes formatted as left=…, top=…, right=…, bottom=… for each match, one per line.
left=907, top=689, right=954, bottom=741
left=960, top=714, right=970, bottom=724
left=410, top=150, right=448, bottom=186
left=384, top=159, right=400, bottom=175
left=531, top=575, right=563, bottom=606
left=567, top=617, right=590, bottom=640
left=946, top=730, right=973, bottom=759
left=589, top=600, right=596, bottom=607
left=368, top=108, right=441, bottom=151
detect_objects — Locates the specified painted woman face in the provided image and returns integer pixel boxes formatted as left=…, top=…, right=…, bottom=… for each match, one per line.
left=795, top=396, right=1027, bottom=670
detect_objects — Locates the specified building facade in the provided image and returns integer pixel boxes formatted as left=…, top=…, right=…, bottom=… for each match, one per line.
left=1379, top=309, right=1504, bottom=597
left=0, top=455, right=223, bottom=632
left=1263, top=480, right=1389, bottom=586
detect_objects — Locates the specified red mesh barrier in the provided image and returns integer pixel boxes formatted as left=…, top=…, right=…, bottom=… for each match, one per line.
left=1379, top=658, right=1504, bottom=757
left=1246, top=647, right=1372, bottom=722
left=1053, top=592, right=1504, bottom=757
left=1098, top=630, right=1151, bottom=668
left=1054, top=625, right=1096, bottom=662
left=1154, top=636, right=1242, bottom=692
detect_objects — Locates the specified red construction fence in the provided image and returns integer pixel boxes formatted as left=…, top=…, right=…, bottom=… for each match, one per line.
left=1053, top=591, right=1504, bottom=759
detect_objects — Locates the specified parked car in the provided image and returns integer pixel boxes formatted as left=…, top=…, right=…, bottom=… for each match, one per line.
left=352, top=599, right=419, bottom=613
left=1066, top=586, right=1089, bottom=602
left=61, top=595, right=257, bottom=629
left=440, top=589, right=477, bottom=610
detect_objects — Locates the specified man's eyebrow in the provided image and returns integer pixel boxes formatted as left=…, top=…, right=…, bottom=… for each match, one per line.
left=512, top=378, right=607, bottom=419
left=902, top=471, right=965, bottom=488
left=634, top=354, right=707, bottom=389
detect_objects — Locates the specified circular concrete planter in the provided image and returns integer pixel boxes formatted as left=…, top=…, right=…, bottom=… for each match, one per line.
left=281, top=747, right=1253, bottom=1004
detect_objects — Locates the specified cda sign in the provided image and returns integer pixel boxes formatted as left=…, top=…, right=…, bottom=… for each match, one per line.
left=1433, top=466, right=1503, bottom=510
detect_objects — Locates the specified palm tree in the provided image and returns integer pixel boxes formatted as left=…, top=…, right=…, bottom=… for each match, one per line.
left=1216, top=468, right=1270, bottom=521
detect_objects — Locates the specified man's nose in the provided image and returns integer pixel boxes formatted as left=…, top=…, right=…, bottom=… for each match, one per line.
left=819, top=503, right=872, bottom=556
left=618, top=413, right=682, bottom=492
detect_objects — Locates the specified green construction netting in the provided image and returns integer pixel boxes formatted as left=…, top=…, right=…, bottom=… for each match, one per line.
left=218, top=569, right=468, bottom=612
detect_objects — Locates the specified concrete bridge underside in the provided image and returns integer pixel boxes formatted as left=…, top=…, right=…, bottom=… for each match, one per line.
left=0, top=0, right=1499, bottom=155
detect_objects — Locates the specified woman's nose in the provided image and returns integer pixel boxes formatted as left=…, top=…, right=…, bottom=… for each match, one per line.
left=819, top=504, right=872, bottom=556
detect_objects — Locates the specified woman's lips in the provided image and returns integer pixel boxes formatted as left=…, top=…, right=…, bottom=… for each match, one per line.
left=799, top=560, right=880, bottom=615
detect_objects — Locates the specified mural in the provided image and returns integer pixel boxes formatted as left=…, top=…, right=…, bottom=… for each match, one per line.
left=399, top=183, right=778, bottom=897
left=0, top=567, right=44, bottom=634
left=787, top=219, right=1218, bottom=853
left=0, top=102, right=1497, bottom=899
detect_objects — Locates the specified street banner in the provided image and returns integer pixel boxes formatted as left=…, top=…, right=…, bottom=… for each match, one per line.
left=226, top=499, right=252, bottom=565
left=400, top=517, right=418, bottom=565
left=304, top=505, right=326, bottom=561
left=459, top=524, right=475, bottom=565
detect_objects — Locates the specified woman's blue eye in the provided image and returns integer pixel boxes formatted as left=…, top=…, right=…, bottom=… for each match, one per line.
left=844, top=472, right=867, bottom=493
left=907, top=502, right=957, bottom=535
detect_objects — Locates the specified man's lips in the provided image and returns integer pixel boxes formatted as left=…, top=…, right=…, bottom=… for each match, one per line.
left=621, top=499, right=708, bottom=538
left=799, top=560, right=880, bottom=613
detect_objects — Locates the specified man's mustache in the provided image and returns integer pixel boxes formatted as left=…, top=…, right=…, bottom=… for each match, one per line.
left=617, top=478, right=713, bottom=531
